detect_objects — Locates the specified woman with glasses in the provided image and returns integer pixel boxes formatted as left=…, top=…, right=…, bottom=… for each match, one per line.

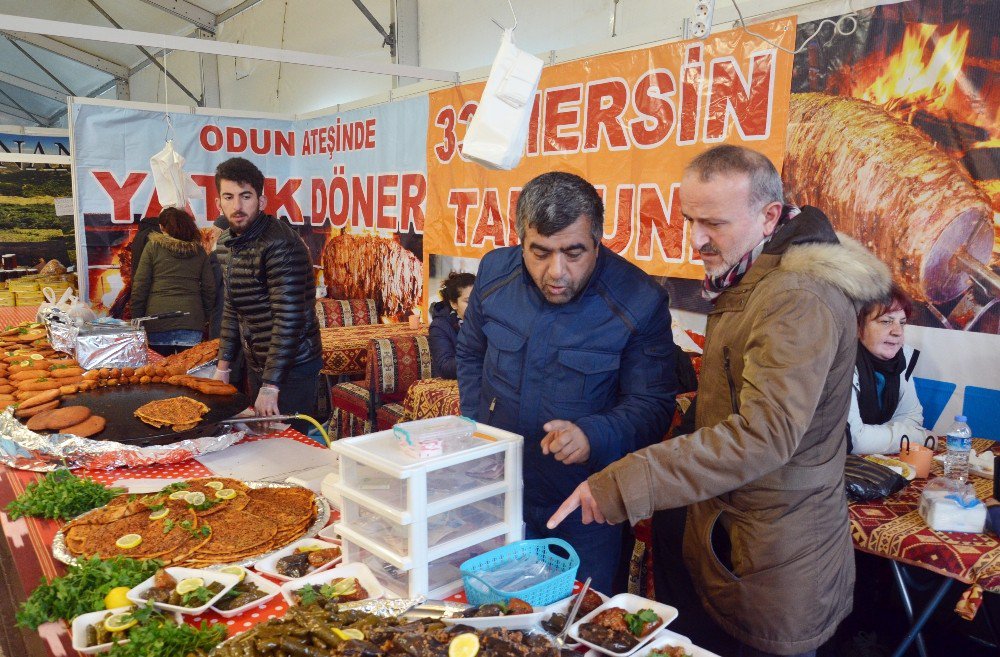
left=847, top=284, right=932, bottom=454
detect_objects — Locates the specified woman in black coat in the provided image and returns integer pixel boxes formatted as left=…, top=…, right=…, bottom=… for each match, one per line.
left=428, top=271, right=476, bottom=379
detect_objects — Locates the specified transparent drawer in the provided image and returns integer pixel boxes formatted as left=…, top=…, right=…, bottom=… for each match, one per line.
left=427, top=454, right=505, bottom=505
left=349, top=535, right=506, bottom=598
left=340, top=452, right=506, bottom=514
left=341, top=493, right=508, bottom=558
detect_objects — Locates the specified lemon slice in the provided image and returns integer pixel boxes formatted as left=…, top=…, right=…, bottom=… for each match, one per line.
left=115, top=534, right=142, bottom=549
left=168, top=491, right=189, bottom=500
left=29, top=354, right=44, bottom=360
left=103, top=586, right=132, bottom=610
left=175, top=577, right=204, bottom=595
left=294, top=544, right=324, bottom=553
left=149, top=508, right=170, bottom=520
left=185, top=492, right=206, bottom=506
left=449, top=632, right=480, bottom=657
left=205, top=481, right=224, bottom=490
left=103, top=611, right=137, bottom=633
left=332, top=627, right=365, bottom=641
left=219, top=566, right=246, bottom=583
left=215, top=488, right=237, bottom=500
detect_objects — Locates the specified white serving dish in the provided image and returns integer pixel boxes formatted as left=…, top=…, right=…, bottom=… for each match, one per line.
left=584, top=629, right=722, bottom=657
left=317, top=523, right=340, bottom=542
left=209, top=570, right=282, bottom=618
left=280, top=562, right=385, bottom=606
left=568, top=593, right=678, bottom=657
left=126, top=567, right=240, bottom=615
left=71, top=606, right=139, bottom=654
left=441, top=605, right=546, bottom=631
left=539, top=589, right=610, bottom=648
left=252, top=537, right=342, bottom=582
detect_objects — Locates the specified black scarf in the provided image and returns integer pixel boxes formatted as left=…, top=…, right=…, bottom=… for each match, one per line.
left=855, top=344, right=906, bottom=424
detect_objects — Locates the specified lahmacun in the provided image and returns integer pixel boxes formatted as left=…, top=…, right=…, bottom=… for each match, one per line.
left=134, top=396, right=210, bottom=432
left=61, top=479, right=318, bottom=566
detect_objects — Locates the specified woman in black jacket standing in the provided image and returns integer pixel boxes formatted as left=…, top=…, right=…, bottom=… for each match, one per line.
left=428, top=271, right=475, bottom=379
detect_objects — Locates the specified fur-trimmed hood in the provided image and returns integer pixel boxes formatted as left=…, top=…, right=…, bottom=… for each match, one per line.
left=769, top=206, right=890, bottom=306
left=148, top=230, right=203, bottom=257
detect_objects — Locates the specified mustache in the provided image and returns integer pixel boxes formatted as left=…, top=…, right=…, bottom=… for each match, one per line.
left=697, top=243, right=721, bottom=256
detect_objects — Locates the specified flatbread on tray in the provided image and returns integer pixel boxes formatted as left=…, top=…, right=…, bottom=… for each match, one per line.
left=60, top=479, right=318, bottom=566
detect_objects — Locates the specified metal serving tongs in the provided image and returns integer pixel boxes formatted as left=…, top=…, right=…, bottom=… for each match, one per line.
left=552, top=576, right=592, bottom=649
left=129, top=310, right=189, bottom=328
left=218, top=413, right=331, bottom=447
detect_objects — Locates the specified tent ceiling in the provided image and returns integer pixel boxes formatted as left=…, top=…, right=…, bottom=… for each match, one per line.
left=0, top=0, right=255, bottom=126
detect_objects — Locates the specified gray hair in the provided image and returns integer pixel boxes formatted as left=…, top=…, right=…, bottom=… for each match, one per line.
left=515, top=172, right=603, bottom=245
left=685, top=145, right=784, bottom=211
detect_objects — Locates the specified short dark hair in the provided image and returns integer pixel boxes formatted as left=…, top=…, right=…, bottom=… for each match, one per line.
left=858, top=283, right=913, bottom=329
left=516, top=172, right=603, bottom=245
left=215, top=157, right=264, bottom=196
left=685, top=145, right=784, bottom=211
left=158, top=207, right=200, bottom=242
left=439, top=271, right=476, bottom=303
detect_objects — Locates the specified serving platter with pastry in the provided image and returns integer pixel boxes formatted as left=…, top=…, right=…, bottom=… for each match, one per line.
left=53, top=476, right=329, bottom=568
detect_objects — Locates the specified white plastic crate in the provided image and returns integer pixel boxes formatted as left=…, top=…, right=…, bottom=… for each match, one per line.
left=331, top=421, right=523, bottom=597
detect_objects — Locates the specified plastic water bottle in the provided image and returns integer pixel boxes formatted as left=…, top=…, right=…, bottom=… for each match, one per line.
left=943, top=415, right=973, bottom=483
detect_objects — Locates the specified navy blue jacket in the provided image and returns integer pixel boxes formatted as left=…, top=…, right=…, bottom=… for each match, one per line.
left=457, top=244, right=677, bottom=511
left=428, top=300, right=460, bottom=379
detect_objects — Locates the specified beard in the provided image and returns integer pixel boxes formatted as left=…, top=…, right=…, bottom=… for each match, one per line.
left=700, top=231, right=768, bottom=277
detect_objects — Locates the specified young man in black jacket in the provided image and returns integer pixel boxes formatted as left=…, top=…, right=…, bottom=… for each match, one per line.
left=211, top=157, right=322, bottom=432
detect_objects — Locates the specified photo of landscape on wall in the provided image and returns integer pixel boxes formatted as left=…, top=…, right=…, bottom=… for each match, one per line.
left=0, top=163, right=74, bottom=268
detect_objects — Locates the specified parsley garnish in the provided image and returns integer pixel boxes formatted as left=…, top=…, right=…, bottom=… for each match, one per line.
left=180, top=586, right=214, bottom=607
left=104, top=618, right=225, bottom=657
left=15, top=557, right=161, bottom=630
left=162, top=519, right=175, bottom=534
left=160, top=482, right=189, bottom=494
left=5, top=470, right=125, bottom=521
left=296, top=585, right=320, bottom=606
left=625, top=609, right=659, bottom=636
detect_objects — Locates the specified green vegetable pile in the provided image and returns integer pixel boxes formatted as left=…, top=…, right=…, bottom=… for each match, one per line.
left=5, top=470, right=125, bottom=521
left=16, top=556, right=161, bottom=630
left=104, top=615, right=225, bottom=657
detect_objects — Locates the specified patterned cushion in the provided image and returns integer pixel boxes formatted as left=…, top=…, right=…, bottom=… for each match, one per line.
left=331, top=406, right=371, bottom=439
left=403, top=378, right=461, bottom=421
left=369, top=335, right=433, bottom=404
left=376, top=403, right=406, bottom=432
left=316, top=298, right=379, bottom=327
left=329, top=382, right=371, bottom=420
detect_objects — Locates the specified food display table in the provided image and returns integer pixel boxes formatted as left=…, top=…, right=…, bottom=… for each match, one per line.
left=0, top=429, right=329, bottom=657
left=0, top=305, right=41, bottom=327
left=402, top=377, right=461, bottom=420
left=319, top=324, right=427, bottom=377
left=848, top=438, right=1000, bottom=656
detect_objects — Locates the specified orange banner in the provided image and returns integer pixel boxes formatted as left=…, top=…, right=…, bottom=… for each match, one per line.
left=424, top=19, right=796, bottom=283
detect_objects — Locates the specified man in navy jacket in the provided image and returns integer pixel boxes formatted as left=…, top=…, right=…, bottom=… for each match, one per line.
left=457, top=172, right=677, bottom=593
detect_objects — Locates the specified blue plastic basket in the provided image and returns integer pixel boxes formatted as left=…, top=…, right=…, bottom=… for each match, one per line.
left=460, top=538, right=579, bottom=607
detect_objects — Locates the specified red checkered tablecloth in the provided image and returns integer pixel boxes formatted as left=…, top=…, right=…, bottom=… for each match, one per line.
left=0, top=305, right=41, bottom=327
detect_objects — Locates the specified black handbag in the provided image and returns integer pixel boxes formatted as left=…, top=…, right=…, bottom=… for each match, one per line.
left=844, top=454, right=908, bottom=502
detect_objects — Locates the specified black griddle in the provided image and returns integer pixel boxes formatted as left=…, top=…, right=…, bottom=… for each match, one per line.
left=58, top=383, right=250, bottom=447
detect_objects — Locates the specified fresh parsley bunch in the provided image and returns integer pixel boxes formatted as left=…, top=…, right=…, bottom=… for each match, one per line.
left=6, top=470, right=124, bottom=521
left=16, top=557, right=161, bottom=630
left=105, top=618, right=226, bottom=657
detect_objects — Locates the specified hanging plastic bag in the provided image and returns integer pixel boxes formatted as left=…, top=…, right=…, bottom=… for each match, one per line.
left=461, top=29, right=544, bottom=170
left=149, top=140, right=194, bottom=209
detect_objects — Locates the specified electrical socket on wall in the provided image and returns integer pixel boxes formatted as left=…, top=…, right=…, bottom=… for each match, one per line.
left=685, top=0, right=716, bottom=40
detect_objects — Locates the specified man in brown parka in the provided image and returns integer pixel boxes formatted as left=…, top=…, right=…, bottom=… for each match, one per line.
left=548, top=145, right=891, bottom=656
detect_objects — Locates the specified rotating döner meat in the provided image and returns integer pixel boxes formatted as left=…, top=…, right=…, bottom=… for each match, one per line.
left=783, top=92, right=993, bottom=304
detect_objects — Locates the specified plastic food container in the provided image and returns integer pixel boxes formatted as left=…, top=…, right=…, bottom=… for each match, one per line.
left=568, top=593, right=678, bottom=657
left=461, top=538, right=579, bottom=607
left=280, top=562, right=384, bottom=606
left=126, top=567, right=240, bottom=615
left=252, top=537, right=343, bottom=582
left=209, top=570, right=282, bottom=618
left=393, top=415, right=476, bottom=459
left=71, top=606, right=183, bottom=655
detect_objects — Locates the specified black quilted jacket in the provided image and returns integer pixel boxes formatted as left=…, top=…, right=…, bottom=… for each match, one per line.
left=218, top=213, right=321, bottom=385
